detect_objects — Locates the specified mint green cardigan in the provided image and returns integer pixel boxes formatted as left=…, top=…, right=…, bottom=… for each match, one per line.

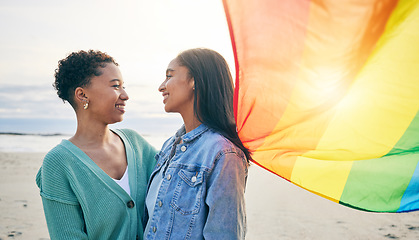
left=36, top=129, right=157, bottom=240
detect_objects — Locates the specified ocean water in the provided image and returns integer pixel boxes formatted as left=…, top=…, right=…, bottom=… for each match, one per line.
left=0, top=117, right=183, bottom=152
left=0, top=133, right=168, bottom=152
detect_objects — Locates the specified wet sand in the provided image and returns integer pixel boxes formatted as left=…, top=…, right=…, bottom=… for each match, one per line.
left=0, top=152, right=418, bottom=239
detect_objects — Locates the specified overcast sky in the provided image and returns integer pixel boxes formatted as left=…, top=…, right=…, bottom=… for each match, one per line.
left=0, top=0, right=234, bottom=121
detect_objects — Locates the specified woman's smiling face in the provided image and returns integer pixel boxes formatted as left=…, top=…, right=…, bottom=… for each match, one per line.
left=83, top=63, right=129, bottom=124
left=158, top=59, right=195, bottom=115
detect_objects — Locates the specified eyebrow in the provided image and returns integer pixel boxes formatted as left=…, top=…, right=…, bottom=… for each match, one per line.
left=166, top=69, right=174, bottom=74
left=110, top=79, right=123, bottom=84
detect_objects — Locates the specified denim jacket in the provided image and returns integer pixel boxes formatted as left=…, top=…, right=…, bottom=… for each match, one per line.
left=144, top=124, right=248, bottom=240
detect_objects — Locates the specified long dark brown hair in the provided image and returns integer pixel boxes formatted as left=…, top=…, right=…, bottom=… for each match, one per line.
left=176, top=48, right=251, bottom=161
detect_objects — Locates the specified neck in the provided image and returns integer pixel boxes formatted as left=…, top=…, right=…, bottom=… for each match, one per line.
left=70, top=113, right=113, bottom=148
left=181, top=110, right=201, bottom=133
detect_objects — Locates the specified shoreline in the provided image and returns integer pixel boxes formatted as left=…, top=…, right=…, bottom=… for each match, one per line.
left=1, top=151, right=418, bottom=239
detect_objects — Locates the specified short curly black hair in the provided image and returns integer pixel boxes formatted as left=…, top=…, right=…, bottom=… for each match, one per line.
left=53, top=50, right=118, bottom=107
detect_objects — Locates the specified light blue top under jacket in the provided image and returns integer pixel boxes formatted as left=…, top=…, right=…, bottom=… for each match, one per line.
left=144, top=124, right=248, bottom=240
left=36, top=129, right=157, bottom=240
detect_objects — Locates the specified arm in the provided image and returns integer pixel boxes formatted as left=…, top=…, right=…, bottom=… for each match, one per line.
left=41, top=197, right=88, bottom=240
left=36, top=152, right=88, bottom=240
left=203, top=151, right=248, bottom=240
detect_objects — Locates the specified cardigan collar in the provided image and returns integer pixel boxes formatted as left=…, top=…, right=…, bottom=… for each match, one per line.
left=60, top=129, right=135, bottom=200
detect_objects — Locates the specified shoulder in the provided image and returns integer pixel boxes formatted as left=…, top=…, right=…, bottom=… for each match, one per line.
left=38, top=140, right=78, bottom=175
left=201, top=129, right=242, bottom=154
left=41, top=142, right=74, bottom=170
left=36, top=142, right=79, bottom=204
left=198, top=129, right=247, bottom=167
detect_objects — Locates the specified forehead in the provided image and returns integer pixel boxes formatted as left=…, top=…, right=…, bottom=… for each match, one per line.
left=167, top=58, right=189, bottom=73
left=99, top=63, right=120, bottom=74
left=96, top=63, right=122, bottom=79
left=167, top=58, right=180, bottom=69
left=89, top=63, right=123, bottom=86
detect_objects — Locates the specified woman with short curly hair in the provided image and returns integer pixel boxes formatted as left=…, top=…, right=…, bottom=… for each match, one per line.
left=36, top=50, right=157, bottom=240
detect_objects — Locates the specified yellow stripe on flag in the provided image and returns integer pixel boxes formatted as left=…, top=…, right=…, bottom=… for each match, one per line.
left=304, top=0, right=419, bottom=161
left=291, top=156, right=353, bottom=202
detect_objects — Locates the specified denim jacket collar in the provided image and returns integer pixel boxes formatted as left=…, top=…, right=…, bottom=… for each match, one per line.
left=176, top=123, right=209, bottom=143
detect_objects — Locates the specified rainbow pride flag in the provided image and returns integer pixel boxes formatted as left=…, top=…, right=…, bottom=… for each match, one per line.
left=223, top=0, right=419, bottom=212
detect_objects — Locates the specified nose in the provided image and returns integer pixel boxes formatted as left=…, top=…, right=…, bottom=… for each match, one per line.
left=158, top=81, right=166, bottom=92
left=120, top=88, right=129, bottom=101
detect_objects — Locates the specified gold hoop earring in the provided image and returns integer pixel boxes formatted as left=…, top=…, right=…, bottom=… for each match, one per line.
left=83, top=101, right=89, bottom=110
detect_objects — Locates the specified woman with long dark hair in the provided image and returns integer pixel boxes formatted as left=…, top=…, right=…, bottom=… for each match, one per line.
left=144, top=48, right=250, bottom=239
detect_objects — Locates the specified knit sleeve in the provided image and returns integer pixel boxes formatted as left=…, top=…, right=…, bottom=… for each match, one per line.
left=36, top=148, right=79, bottom=203
left=36, top=147, right=88, bottom=239
left=41, top=198, right=88, bottom=240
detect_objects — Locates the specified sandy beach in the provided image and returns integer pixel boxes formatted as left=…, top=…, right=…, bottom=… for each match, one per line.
left=1, top=151, right=418, bottom=240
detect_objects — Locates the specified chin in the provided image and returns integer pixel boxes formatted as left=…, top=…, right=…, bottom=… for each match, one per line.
left=109, top=117, right=124, bottom=124
left=116, top=117, right=124, bottom=123
left=164, top=108, right=176, bottom=113
left=164, top=105, right=176, bottom=113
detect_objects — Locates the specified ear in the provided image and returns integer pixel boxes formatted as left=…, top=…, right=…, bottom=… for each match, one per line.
left=189, top=77, right=195, bottom=90
left=74, top=87, right=88, bottom=103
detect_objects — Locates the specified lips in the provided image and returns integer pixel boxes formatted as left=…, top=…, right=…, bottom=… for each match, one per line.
left=116, top=104, right=125, bottom=113
left=162, top=93, right=169, bottom=103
